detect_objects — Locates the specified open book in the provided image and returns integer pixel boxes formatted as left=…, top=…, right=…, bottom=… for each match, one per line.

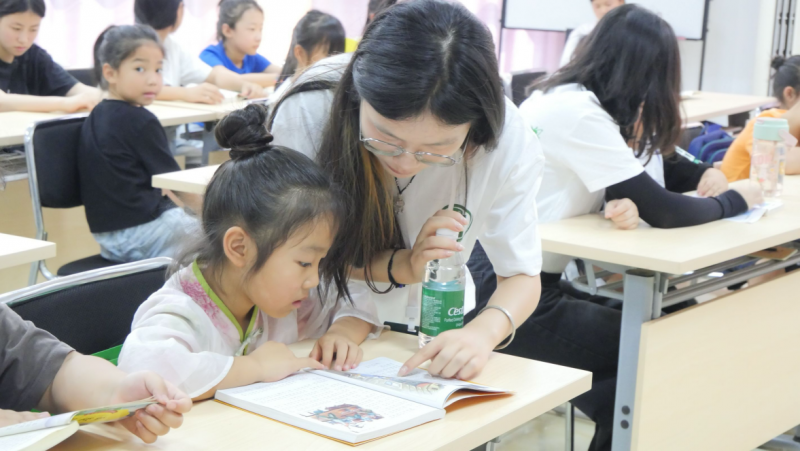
left=215, top=357, right=511, bottom=444
left=0, top=398, right=156, bottom=451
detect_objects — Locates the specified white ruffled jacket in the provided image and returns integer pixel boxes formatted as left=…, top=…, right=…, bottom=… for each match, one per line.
left=118, top=262, right=382, bottom=397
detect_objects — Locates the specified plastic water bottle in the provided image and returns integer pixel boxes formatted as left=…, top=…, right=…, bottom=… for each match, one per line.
left=419, top=228, right=466, bottom=348
left=751, top=117, right=789, bottom=198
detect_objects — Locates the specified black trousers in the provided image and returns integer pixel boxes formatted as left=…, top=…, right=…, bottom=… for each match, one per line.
left=466, top=241, right=621, bottom=451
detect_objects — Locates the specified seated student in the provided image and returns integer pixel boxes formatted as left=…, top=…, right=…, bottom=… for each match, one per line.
left=269, top=10, right=344, bottom=106
left=118, top=104, right=382, bottom=400
left=79, top=25, right=202, bottom=263
left=134, top=0, right=263, bottom=104
left=515, top=6, right=763, bottom=450
left=721, top=55, right=800, bottom=181
left=200, top=0, right=282, bottom=88
left=0, top=0, right=101, bottom=112
left=559, top=0, right=624, bottom=68
left=0, top=303, right=191, bottom=443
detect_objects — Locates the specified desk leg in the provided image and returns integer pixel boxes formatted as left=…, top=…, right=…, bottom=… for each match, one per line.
left=565, top=402, right=574, bottom=451
left=611, top=269, right=657, bottom=451
left=201, top=122, right=216, bottom=166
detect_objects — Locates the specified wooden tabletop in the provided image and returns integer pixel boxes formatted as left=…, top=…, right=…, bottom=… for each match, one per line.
left=0, top=104, right=217, bottom=147
left=0, top=233, right=55, bottom=271
left=541, top=176, right=800, bottom=274
left=54, top=331, right=591, bottom=451
left=152, top=165, right=220, bottom=194
left=152, top=100, right=249, bottom=120
left=682, top=91, right=776, bottom=123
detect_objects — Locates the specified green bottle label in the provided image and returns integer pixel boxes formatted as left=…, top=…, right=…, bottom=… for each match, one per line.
left=420, top=287, right=465, bottom=337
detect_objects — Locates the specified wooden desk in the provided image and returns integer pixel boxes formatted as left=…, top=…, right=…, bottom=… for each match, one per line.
left=152, top=165, right=219, bottom=194
left=152, top=100, right=247, bottom=120
left=0, top=105, right=217, bottom=148
left=540, top=177, right=800, bottom=275
left=540, top=176, right=800, bottom=451
left=0, top=233, right=55, bottom=271
left=54, top=332, right=591, bottom=451
left=0, top=111, right=62, bottom=147
left=682, top=91, right=776, bottom=123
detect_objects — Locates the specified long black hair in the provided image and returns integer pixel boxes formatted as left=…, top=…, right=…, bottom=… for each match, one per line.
left=538, top=4, right=682, bottom=159
left=93, top=25, right=164, bottom=90
left=309, top=0, right=505, bottom=291
left=276, top=10, right=345, bottom=88
left=0, top=0, right=44, bottom=18
left=216, top=0, right=262, bottom=42
left=771, top=55, right=800, bottom=106
left=134, top=0, right=182, bottom=31
left=175, top=104, right=350, bottom=302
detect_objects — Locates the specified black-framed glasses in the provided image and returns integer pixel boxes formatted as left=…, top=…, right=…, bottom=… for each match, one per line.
left=359, top=114, right=467, bottom=167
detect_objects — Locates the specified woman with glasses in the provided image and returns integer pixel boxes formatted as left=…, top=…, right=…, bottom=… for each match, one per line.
left=269, top=0, right=544, bottom=382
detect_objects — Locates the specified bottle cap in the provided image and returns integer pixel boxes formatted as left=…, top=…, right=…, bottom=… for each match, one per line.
left=436, top=228, right=459, bottom=240
left=753, top=117, right=789, bottom=142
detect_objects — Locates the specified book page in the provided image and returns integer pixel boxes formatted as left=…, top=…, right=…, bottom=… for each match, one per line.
left=313, top=358, right=508, bottom=409
left=217, top=372, right=440, bottom=440
left=0, top=413, right=74, bottom=438
left=0, top=423, right=77, bottom=451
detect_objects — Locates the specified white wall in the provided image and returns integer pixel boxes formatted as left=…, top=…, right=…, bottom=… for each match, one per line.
left=680, top=0, right=777, bottom=96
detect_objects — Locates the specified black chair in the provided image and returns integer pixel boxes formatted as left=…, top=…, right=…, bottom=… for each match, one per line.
left=510, top=70, right=547, bottom=106
left=24, top=115, right=119, bottom=285
left=67, top=68, right=96, bottom=87
left=0, top=258, right=170, bottom=355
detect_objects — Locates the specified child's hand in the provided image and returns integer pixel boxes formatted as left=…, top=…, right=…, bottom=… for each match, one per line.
left=697, top=168, right=729, bottom=197
left=0, top=409, right=50, bottom=428
left=731, top=182, right=764, bottom=209
left=239, top=82, right=265, bottom=99
left=604, top=199, right=639, bottom=230
left=108, top=371, right=192, bottom=444
left=184, top=83, right=224, bottom=104
left=311, top=331, right=365, bottom=372
left=61, top=92, right=98, bottom=113
left=248, top=341, right=324, bottom=382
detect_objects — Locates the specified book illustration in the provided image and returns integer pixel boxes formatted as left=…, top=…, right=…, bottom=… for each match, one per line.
left=338, top=372, right=444, bottom=395
left=304, top=404, right=384, bottom=431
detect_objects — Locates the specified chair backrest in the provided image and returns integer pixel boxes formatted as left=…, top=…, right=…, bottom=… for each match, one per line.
left=25, top=115, right=88, bottom=209
left=510, top=70, right=547, bottom=106
left=67, top=68, right=96, bottom=87
left=0, top=258, right=171, bottom=355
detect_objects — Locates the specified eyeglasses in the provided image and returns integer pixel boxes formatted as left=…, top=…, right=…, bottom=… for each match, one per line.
left=359, top=114, right=468, bottom=167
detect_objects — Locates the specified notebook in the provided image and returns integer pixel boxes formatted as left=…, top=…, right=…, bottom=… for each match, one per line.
left=215, top=357, right=511, bottom=445
left=0, top=398, right=156, bottom=451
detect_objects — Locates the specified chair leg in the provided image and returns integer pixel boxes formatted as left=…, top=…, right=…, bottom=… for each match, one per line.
left=565, top=402, right=575, bottom=451
left=484, top=437, right=501, bottom=451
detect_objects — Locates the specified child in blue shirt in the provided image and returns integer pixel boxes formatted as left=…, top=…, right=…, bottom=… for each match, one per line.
left=200, top=0, right=281, bottom=87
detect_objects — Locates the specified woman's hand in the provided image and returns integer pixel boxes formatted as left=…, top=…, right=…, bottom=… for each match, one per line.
left=731, top=182, right=764, bottom=209
left=399, top=325, right=496, bottom=380
left=697, top=168, right=729, bottom=197
left=604, top=198, right=639, bottom=230
left=396, top=210, right=467, bottom=284
left=107, top=372, right=192, bottom=444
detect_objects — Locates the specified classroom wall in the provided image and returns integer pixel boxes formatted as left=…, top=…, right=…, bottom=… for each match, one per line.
left=679, top=0, right=776, bottom=96
left=37, top=0, right=565, bottom=76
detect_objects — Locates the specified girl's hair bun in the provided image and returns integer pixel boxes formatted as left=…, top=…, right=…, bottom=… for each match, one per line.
left=772, top=55, right=786, bottom=71
left=215, top=103, right=274, bottom=160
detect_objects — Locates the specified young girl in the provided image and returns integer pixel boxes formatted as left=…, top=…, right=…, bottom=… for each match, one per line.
left=0, top=0, right=101, bottom=112
left=270, top=0, right=544, bottom=384
left=79, top=25, right=202, bottom=263
left=519, top=6, right=762, bottom=450
left=721, top=55, right=800, bottom=181
left=134, top=0, right=263, bottom=104
left=559, top=0, right=625, bottom=67
left=118, top=104, right=382, bottom=399
left=200, top=0, right=282, bottom=88
left=269, top=10, right=344, bottom=106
